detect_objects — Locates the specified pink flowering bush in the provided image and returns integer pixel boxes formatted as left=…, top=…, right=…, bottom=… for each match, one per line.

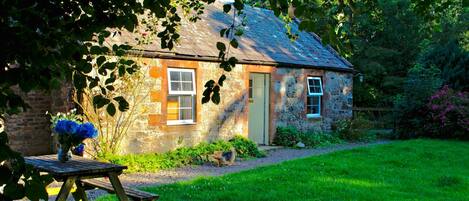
left=426, top=85, right=469, bottom=139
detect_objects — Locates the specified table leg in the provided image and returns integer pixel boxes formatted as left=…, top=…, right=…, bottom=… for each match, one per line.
left=72, top=179, right=89, bottom=201
left=56, top=176, right=77, bottom=201
left=108, top=172, right=129, bottom=201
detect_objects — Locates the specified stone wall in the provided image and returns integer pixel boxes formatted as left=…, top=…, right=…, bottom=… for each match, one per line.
left=323, top=71, right=353, bottom=128
left=118, top=59, right=249, bottom=154
left=118, top=59, right=353, bottom=154
left=4, top=85, right=73, bottom=156
left=272, top=67, right=353, bottom=132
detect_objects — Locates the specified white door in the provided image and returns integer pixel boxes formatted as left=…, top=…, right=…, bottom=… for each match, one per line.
left=248, top=73, right=270, bottom=145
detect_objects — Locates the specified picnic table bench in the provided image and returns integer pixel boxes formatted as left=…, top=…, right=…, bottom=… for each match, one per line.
left=25, top=154, right=158, bottom=201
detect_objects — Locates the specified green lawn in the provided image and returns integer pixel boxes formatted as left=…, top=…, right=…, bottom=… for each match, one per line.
left=97, top=140, right=469, bottom=201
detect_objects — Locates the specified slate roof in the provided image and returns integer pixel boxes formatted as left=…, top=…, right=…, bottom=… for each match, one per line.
left=110, top=2, right=352, bottom=70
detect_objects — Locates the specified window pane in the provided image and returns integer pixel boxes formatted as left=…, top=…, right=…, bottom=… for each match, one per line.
left=249, top=79, right=253, bottom=98
left=307, top=96, right=320, bottom=115
left=171, top=82, right=182, bottom=91
left=308, top=79, right=315, bottom=86
left=312, top=105, right=319, bottom=114
left=308, top=78, right=322, bottom=94
left=312, top=96, right=319, bottom=105
left=167, top=96, right=179, bottom=120
left=181, top=72, right=192, bottom=82
left=182, top=82, right=193, bottom=91
left=167, top=95, right=195, bottom=122
left=313, top=79, right=320, bottom=86
left=179, top=96, right=193, bottom=108
left=180, top=109, right=193, bottom=120
left=170, top=71, right=180, bottom=81
left=310, top=86, right=321, bottom=93
left=307, top=105, right=319, bottom=114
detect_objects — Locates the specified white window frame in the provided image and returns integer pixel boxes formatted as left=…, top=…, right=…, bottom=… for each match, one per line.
left=167, top=68, right=196, bottom=95
left=306, top=77, right=323, bottom=118
left=167, top=68, right=196, bottom=125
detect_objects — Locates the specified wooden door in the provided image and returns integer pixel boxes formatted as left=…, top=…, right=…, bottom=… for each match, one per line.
left=248, top=73, right=270, bottom=145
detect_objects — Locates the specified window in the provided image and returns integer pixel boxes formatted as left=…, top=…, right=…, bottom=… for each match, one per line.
left=167, top=68, right=196, bottom=125
left=249, top=79, right=253, bottom=98
left=306, top=77, right=323, bottom=118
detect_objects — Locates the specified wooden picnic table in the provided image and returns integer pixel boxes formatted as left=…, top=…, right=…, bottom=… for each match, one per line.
left=25, top=154, right=129, bottom=201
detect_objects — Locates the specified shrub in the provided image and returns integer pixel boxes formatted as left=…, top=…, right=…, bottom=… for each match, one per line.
left=301, top=130, right=342, bottom=147
left=274, top=126, right=341, bottom=147
left=229, top=135, right=266, bottom=158
left=103, top=136, right=263, bottom=173
left=394, top=65, right=443, bottom=138
left=425, top=86, right=469, bottom=139
left=332, top=116, right=375, bottom=142
left=274, top=126, right=302, bottom=147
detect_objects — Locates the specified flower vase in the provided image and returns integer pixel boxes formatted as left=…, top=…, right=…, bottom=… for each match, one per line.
left=57, top=145, right=72, bottom=162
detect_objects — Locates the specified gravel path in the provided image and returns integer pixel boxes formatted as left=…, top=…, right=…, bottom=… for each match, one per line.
left=119, top=140, right=390, bottom=187
left=52, top=140, right=391, bottom=200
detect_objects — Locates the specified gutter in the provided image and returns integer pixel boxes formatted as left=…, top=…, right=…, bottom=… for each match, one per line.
left=127, top=50, right=355, bottom=73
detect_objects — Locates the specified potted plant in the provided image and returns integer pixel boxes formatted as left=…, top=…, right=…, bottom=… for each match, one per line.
left=48, top=109, right=98, bottom=162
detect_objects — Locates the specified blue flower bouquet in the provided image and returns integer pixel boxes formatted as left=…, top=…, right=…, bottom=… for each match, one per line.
left=53, top=120, right=98, bottom=162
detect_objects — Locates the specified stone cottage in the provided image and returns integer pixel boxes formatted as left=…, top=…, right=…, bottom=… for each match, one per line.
left=5, top=2, right=353, bottom=155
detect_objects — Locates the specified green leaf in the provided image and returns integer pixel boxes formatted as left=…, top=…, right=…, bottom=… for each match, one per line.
left=120, top=44, right=132, bottom=50
left=228, top=57, right=238, bottom=67
left=220, top=28, right=227, bottom=37
left=216, top=42, right=226, bottom=51
left=220, top=61, right=232, bottom=72
left=89, top=46, right=102, bottom=54
left=93, top=95, right=110, bottom=109
left=112, top=44, right=119, bottom=52
left=211, top=87, right=221, bottom=104
left=106, top=85, right=115, bottom=91
left=234, top=28, right=243, bottom=36
left=223, top=4, right=231, bottom=13
left=218, top=74, right=227, bottom=86
left=106, top=103, right=116, bottom=116
left=116, top=98, right=130, bottom=112
left=230, top=39, right=238, bottom=48
left=118, top=66, right=126, bottom=76
left=105, top=75, right=116, bottom=85
left=115, top=49, right=126, bottom=56
left=4, top=183, right=25, bottom=200
left=234, top=0, right=244, bottom=10
left=204, top=80, right=216, bottom=88
left=168, top=40, right=174, bottom=50
left=89, top=79, right=98, bottom=89
left=102, top=62, right=117, bottom=70
left=76, top=61, right=92, bottom=73
left=0, top=165, right=12, bottom=185
left=73, top=72, right=87, bottom=90
left=0, top=131, right=9, bottom=145
left=96, top=56, right=106, bottom=67
left=201, top=94, right=211, bottom=104
left=25, top=177, right=48, bottom=200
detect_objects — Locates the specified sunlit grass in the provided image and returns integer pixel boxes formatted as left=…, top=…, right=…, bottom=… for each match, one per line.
left=97, top=139, right=469, bottom=201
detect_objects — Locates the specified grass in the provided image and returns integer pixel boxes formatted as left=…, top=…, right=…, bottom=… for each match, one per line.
left=97, top=139, right=469, bottom=201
